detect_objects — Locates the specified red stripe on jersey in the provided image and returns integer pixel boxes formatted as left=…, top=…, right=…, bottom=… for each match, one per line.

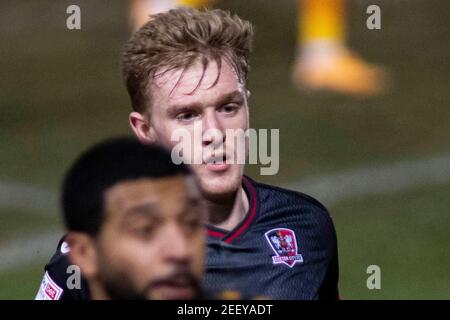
left=207, top=229, right=226, bottom=238
left=223, top=176, right=257, bottom=243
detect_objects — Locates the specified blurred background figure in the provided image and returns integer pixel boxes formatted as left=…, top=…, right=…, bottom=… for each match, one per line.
left=129, top=0, right=211, bottom=30
left=293, top=0, right=388, bottom=96
left=128, top=0, right=389, bottom=97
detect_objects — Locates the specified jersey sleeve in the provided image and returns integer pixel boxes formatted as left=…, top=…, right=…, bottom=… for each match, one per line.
left=35, top=235, right=90, bottom=300
left=318, top=222, right=340, bottom=300
left=290, top=187, right=340, bottom=300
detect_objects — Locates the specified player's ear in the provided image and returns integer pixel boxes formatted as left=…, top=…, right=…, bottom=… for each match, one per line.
left=66, top=232, right=99, bottom=279
left=129, top=111, right=157, bottom=143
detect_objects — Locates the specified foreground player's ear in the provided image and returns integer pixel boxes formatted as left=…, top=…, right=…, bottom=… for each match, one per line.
left=66, top=232, right=98, bottom=279
left=129, top=111, right=157, bottom=143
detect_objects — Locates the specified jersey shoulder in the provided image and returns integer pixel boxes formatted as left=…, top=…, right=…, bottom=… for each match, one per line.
left=252, top=178, right=330, bottom=214
left=35, top=235, right=89, bottom=300
left=250, top=178, right=336, bottom=240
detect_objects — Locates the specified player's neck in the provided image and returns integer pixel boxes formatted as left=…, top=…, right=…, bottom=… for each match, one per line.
left=207, top=186, right=249, bottom=231
left=88, top=280, right=111, bottom=300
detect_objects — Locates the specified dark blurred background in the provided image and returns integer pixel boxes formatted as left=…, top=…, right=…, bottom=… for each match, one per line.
left=0, top=0, right=449, bottom=299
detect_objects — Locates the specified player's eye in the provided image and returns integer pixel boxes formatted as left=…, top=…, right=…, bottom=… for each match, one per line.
left=182, top=213, right=202, bottom=231
left=217, top=104, right=240, bottom=116
left=131, top=224, right=155, bottom=239
left=176, top=112, right=199, bottom=122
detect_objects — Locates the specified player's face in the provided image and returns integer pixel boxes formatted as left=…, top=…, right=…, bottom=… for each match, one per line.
left=95, top=175, right=206, bottom=300
left=138, top=59, right=249, bottom=200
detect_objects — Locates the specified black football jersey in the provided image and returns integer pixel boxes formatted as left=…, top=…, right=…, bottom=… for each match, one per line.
left=35, top=176, right=338, bottom=300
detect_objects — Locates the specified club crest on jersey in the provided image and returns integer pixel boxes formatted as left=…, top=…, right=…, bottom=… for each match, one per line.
left=265, top=228, right=303, bottom=268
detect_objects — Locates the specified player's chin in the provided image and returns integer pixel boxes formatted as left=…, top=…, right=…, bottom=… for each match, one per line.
left=196, top=164, right=242, bottom=199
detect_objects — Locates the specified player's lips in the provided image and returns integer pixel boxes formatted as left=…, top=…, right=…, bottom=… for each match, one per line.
left=205, top=162, right=229, bottom=172
left=152, top=276, right=197, bottom=299
left=203, top=154, right=230, bottom=172
left=153, top=284, right=195, bottom=300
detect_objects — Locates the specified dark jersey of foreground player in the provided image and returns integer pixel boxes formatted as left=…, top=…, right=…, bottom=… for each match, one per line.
left=36, top=176, right=339, bottom=300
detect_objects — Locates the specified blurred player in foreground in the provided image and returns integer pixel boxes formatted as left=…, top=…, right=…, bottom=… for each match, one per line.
left=39, top=8, right=339, bottom=300
left=128, top=0, right=387, bottom=96
left=36, top=138, right=206, bottom=300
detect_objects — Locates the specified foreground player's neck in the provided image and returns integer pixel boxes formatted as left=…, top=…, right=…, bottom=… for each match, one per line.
left=206, top=186, right=249, bottom=231
left=88, top=280, right=111, bottom=300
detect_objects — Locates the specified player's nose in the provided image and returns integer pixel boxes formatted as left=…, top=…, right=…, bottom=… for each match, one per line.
left=161, top=223, right=190, bottom=263
left=202, top=111, right=225, bottom=147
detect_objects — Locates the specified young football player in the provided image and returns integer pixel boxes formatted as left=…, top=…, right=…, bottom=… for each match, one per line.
left=38, top=8, right=339, bottom=300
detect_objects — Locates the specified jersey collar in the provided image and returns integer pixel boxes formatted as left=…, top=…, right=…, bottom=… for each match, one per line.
left=206, top=175, right=259, bottom=243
